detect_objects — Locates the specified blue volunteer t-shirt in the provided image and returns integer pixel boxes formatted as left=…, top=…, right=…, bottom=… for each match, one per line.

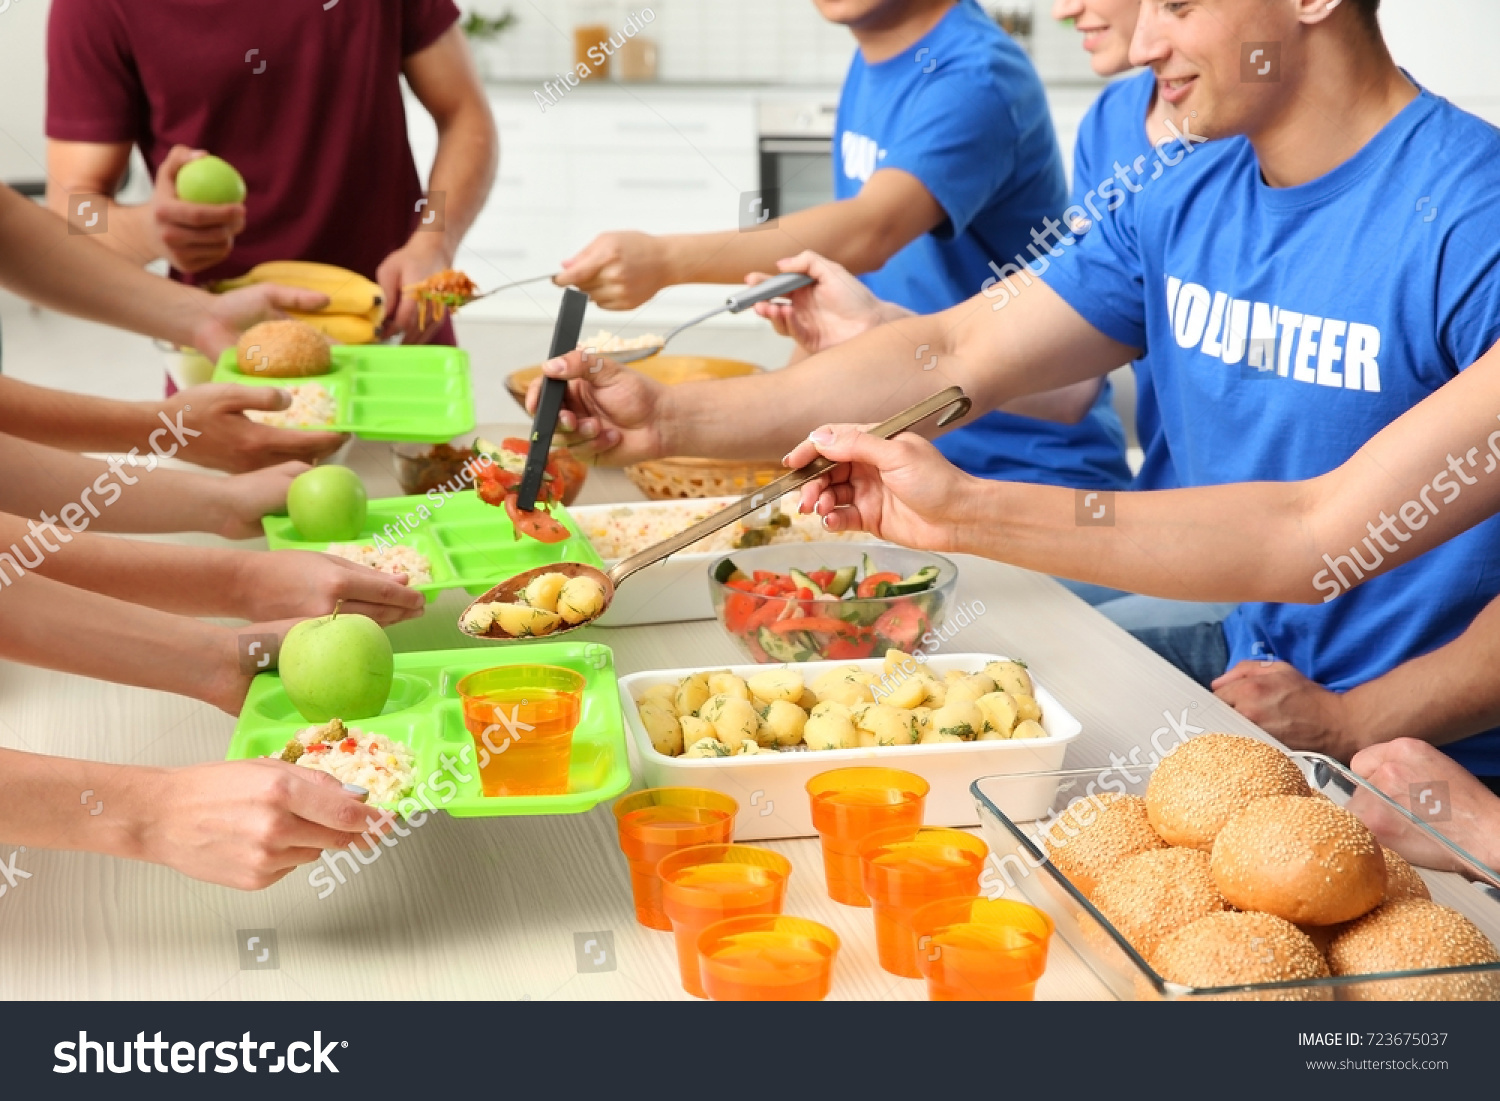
left=1070, top=71, right=1177, bottom=491
left=1041, top=87, right=1500, bottom=774
left=835, top=0, right=1129, bottom=491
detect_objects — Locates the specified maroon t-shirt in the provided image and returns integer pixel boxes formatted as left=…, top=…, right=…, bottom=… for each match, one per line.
left=47, top=0, right=459, bottom=299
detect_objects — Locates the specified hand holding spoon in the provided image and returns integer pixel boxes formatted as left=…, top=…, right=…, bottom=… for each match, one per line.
left=458, top=386, right=973, bottom=641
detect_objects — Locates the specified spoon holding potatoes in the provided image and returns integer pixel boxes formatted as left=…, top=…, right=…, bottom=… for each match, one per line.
left=458, top=386, right=973, bottom=642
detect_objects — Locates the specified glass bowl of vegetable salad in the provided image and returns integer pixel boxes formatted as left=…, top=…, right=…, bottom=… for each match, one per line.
left=708, top=544, right=958, bottom=664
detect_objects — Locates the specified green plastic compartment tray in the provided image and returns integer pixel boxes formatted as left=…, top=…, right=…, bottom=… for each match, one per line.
left=212, top=344, right=475, bottom=442
left=261, top=491, right=606, bottom=601
left=227, top=642, right=630, bottom=817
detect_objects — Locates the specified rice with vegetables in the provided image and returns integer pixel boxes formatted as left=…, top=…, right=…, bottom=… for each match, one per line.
left=578, top=330, right=662, bottom=354
left=581, top=498, right=859, bottom=560
left=271, top=718, right=415, bottom=805
left=244, top=383, right=337, bottom=428
left=325, top=542, right=433, bottom=585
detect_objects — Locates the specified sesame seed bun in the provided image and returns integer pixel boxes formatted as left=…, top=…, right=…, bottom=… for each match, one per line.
left=1329, top=899, right=1500, bottom=1001
left=1151, top=911, right=1332, bottom=1000
left=1145, top=733, right=1311, bottom=850
left=1042, top=793, right=1167, bottom=899
left=1381, top=846, right=1431, bottom=904
left=236, top=320, right=332, bottom=378
left=1211, top=795, right=1386, bottom=925
left=1092, top=848, right=1231, bottom=964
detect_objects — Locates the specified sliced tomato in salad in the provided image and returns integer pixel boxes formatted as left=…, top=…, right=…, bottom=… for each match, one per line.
left=856, top=572, right=903, bottom=600
left=825, top=632, right=877, bottom=660
left=723, top=592, right=760, bottom=634
left=873, top=601, right=930, bottom=651
left=503, top=492, right=572, bottom=544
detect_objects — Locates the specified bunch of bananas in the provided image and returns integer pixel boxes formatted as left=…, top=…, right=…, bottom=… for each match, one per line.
left=214, top=261, right=384, bottom=344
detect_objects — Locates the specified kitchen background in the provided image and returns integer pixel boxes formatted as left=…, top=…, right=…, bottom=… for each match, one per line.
left=1, top=0, right=1497, bottom=431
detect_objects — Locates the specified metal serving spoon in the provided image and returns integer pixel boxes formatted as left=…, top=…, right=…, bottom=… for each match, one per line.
left=458, top=386, right=973, bottom=642
left=602, top=272, right=814, bottom=364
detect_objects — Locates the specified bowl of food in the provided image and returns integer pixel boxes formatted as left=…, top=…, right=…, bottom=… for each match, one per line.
left=390, top=435, right=588, bottom=504
left=708, top=544, right=958, bottom=664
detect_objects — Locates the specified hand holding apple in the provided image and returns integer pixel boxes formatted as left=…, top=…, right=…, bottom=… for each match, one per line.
left=277, top=603, right=395, bottom=722
left=287, top=465, right=368, bottom=541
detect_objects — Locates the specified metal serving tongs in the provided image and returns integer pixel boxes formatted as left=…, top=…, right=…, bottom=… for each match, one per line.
left=458, top=385, right=973, bottom=642
left=605, top=272, right=814, bottom=364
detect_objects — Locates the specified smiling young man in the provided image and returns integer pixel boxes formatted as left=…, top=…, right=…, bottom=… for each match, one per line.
left=533, top=0, right=1500, bottom=780
left=559, top=0, right=1132, bottom=496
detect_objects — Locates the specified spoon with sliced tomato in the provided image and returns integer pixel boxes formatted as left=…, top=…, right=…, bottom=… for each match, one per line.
left=458, top=386, right=973, bottom=641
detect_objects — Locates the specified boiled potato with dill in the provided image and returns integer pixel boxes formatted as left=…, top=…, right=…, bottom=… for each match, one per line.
left=675, top=674, right=711, bottom=718
left=859, top=705, right=920, bottom=748
left=815, top=669, right=876, bottom=708
left=523, top=572, right=568, bottom=613
left=639, top=700, right=683, bottom=756
left=797, top=687, right=820, bottom=711
left=759, top=700, right=807, bottom=747
left=1012, top=719, right=1047, bottom=740
left=986, top=660, right=1034, bottom=699
left=920, top=678, right=947, bottom=707
left=684, top=737, right=732, bottom=758
left=928, top=701, right=982, bottom=741
left=557, top=575, right=607, bottom=625
left=701, top=695, right=760, bottom=751
left=679, top=714, right=714, bottom=747
left=637, top=683, right=678, bottom=710
left=944, top=675, right=995, bottom=708
left=882, top=671, right=929, bottom=709
left=1014, top=695, right=1042, bottom=722
left=910, top=706, right=933, bottom=740
left=976, top=692, right=1019, bottom=740
left=495, top=603, right=563, bottom=638
left=805, top=701, right=858, bottom=751
left=747, top=668, right=803, bottom=704
left=708, top=672, right=750, bottom=701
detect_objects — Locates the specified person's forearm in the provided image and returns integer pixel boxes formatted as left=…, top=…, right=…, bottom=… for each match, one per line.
left=0, top=512, right=251, bottom=616
left=0, top=435, right=237, bottom=536
left=423, top=101, right=499, bottom=261
left=0, top=570, right=240, bottom=709
left=1342, top=596, right=1500, bottom=750
left=0, top=747, right=158, bottom=860
left=0, top=185, right=204, bottom=348
left=0, top=376, right=164, bottom=453
left=663, top=280, right=1132, bottom=459
left=659, top=200, right=920, bottom=287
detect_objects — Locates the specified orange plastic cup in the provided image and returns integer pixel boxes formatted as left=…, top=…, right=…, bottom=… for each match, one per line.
left=613, top=788, right=738, bottom=931
left=698, top=915, right=840, bottom=1001
left=858, top=826, right=988, bottom=978
left=458, top=665, right=584, bottom=797
left=807, top=767, right=929, bottom=907
left=658, top=844, right=792, bottom=998
left=911, top=897, right=1054, bottom=1000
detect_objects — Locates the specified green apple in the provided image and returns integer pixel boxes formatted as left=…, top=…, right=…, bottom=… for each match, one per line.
left=176, top=154, right=246, bottom=204
left=278, top=608, right=394, bottom=722
left=287, top=466, right=367, bottom=542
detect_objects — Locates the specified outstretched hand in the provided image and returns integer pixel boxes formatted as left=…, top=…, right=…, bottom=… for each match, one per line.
left=749, top=251, right=895, bottom=357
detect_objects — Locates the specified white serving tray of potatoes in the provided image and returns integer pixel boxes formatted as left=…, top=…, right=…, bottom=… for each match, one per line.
left=618, top=652, right=1082, bottom=841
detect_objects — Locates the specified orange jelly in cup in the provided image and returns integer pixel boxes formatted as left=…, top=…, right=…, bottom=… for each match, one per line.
left=807, top=767, right=929, bottom=907
left=911, top=897, right=1054, bottom=1001
left=698, top=915, right=841, bottom=1002
left=613, top=789, right=739, bottom=931
left=858, top=826, right=988, bottom=979
left=458, top=665, right=585, bottom=797
left=658, top=844, right=792, bottom=999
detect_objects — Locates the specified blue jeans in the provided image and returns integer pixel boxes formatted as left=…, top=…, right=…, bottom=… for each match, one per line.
left=1055, top=577, right=1238, bottom=632
left=1129, top=621, right=1231, bottom=689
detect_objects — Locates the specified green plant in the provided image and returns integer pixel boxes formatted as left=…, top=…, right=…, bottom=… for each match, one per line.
left=461, top=10, right=518, bottom=41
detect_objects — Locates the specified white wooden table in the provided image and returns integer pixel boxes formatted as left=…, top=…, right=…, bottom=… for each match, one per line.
left=0, top=427, right=1280, bottom=1001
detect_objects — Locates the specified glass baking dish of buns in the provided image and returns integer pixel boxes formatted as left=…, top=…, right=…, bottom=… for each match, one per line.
left=973, top=743, right=1500, bottom=1001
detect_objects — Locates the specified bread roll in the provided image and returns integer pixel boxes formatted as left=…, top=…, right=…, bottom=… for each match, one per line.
left=1210, top=795, right=1386, bottom=925
left=1151, top=911, right=1332, bottom=1001
left=236, top=320, right=332, bottom=378
left=1329, top=898, right=1500, bottom=1001
left=1092, top=848, right=1231, bottom=963
left=1380, top=846, right=1431, bottom=903
left=1146, top=733, right=1310, bottom=850
left=1042, top=793, right=1166, bottom=899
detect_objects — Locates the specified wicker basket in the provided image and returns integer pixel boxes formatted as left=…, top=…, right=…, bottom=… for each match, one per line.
left=506, top=355, right=782, bottom=499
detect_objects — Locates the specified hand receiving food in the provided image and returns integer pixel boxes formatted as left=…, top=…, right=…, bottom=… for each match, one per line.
left=191, top=283, right=332, bottom=365
left=557, top=230, right=670, bottom=310
left=788, top=424, right=980, bottom=554
left=1350, top=738, right=1500, bottom=873
left=135, top=759, right=384, bottom=890
left=376, top=236, right=455, bottom=346
left=237, top=553, right=427, bottom=627
left=526, top=350, right=669, bottom=464
left=159, top=386, right=349, bottom=474
left=749, top=251, right=899, bottom=358
left=1211, top=660, right=1358, bottom=761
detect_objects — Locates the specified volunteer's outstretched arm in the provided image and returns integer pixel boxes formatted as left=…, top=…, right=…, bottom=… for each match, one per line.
left=787, top=338, right=1500, bottom=606
left=530, top=275, right=1138, bottom=464
left=0, top=183, right=324, bottom=360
